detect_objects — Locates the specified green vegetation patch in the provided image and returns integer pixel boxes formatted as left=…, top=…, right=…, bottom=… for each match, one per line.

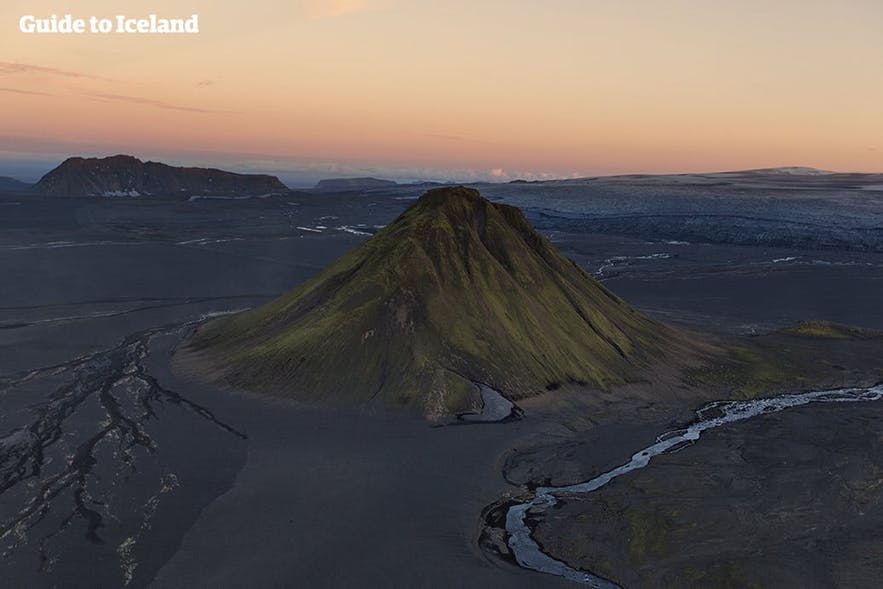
left=782, top=320, right=874, bottom=340
left=189, top=186, right=687, bottom=418
left=624, top=506, right=672, bottom=563
left=674, top=561, right=764, bottom=589
left=685, top=345, right=809, bottom=400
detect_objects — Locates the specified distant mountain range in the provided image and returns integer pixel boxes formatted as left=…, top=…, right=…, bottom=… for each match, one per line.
left=30, top=155, right=288, bottom=197
left=505, top=167, right=883, bottom=191
left=0, top=176, right=31, bottom=192
left=9, top=156, right=882, bottom=198
left=311, top=177, right=398, bottom=192
left=738, top=166, right=835, bottom=175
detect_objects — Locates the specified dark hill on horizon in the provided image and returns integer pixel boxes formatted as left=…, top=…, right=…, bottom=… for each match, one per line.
left=312, top=177, right=398, bottom=192
left=31, top=155, right=288, bottom=197
left=0, top=176, right=31, bottom=193
left=183, top=186, right=696, bottom=419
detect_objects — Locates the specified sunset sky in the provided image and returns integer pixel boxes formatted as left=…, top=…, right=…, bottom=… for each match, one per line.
left=2, top=0, right=882, bottom=184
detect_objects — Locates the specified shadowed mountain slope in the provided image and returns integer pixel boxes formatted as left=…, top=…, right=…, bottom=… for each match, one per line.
left=185, top=186, right=691, bottom=418
left=0, top=176, right=31, bottom=192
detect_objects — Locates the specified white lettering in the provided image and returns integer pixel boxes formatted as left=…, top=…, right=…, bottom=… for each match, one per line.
left=19, top=14, right=201, bottom=34
left=185, top=15, right=199, bottom=33
left=19, top=14, right=86, bottom=34
left=19, top=15, right=35, bottom=33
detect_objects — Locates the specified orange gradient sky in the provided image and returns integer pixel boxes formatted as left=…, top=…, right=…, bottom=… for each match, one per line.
left=2, top=0, right=882, bottom=183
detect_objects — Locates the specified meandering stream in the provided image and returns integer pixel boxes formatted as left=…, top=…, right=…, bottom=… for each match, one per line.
left=505, top=383, right=883, bottom=587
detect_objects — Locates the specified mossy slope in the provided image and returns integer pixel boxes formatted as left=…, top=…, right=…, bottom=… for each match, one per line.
left=188, top=187, right=682, bottom=418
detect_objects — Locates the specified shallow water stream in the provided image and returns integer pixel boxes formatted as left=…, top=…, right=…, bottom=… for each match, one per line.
left=505, top=383, right=883, bottom=587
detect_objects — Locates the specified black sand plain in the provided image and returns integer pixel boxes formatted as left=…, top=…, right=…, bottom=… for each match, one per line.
left=1, top=173, right=882, bottom=587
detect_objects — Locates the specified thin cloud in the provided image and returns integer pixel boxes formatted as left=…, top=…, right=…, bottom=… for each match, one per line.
left=301, top=0, right=393, bottom=19
left=86, top=92, right=232, bottom=114
left=426, top=133, right=466, bottom=142
left=1, top=62, right=219, bottom=114
left=0, top=61, right=111, bottom=81
left=196, top=80, right=215, bottom=88
left=424, top=133, right=501, bottom=147
left=2, top=85, right=226, bottom=115
left=0, top=87, right=55, bottom=97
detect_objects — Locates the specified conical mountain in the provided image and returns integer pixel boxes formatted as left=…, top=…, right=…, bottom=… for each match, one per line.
left=185, top=186, right=684, bottom=418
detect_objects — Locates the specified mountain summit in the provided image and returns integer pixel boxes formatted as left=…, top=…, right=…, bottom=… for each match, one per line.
left=185, top=186, right=683, bottom=418
left=32, top=155, right=287, bottom=197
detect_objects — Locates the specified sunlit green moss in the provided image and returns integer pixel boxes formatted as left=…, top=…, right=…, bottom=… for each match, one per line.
left=675, top=561, right=764, bottom=589
left=624, top=507, right=671, bottom=563
left=782, top=320, right=872, bottom=340
left=191, top=186, right=679, bottom=417
left=686, top=345, right=809, bottom=400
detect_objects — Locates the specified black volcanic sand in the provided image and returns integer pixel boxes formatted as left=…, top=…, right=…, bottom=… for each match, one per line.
left=0, top=193, right=573, bottom=588
left=0, top=194, right=386, bottom=373
left=0, top=194, right=401, bottom=587
left=528, top=400, right=883, bottom=588
left=149, top=335, right=574, bottom=588
left=1, top=191, right=882, bottom=587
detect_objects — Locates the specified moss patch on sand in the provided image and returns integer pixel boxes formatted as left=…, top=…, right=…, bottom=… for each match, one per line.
left=782, top=320, right=875, bottom=340
left=685, top=345, right=809, bottom=400
left=624, top=506, right=672, bottom=563
left=675, top=562, right=763, bottom=589
left=686, top=318, right=883, bottom=401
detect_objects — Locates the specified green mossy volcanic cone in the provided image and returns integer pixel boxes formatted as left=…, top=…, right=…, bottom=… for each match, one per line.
left=188, top=186, right=679, bottom=418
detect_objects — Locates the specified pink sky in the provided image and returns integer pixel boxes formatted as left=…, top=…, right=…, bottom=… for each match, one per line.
left=2, top=0, right=882, bottom=183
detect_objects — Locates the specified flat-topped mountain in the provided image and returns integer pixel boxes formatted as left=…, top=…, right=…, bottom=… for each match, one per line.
left=510, top=166, right=883, bottom=187
left=312, top=177, right=397, bottom=192
left=31, top=155, right=288, bottom=197
left=184, top=186, right=689, bottom=419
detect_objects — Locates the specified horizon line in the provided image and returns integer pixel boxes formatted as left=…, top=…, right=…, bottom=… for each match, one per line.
left=2, top=152, right=882, bottom=187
